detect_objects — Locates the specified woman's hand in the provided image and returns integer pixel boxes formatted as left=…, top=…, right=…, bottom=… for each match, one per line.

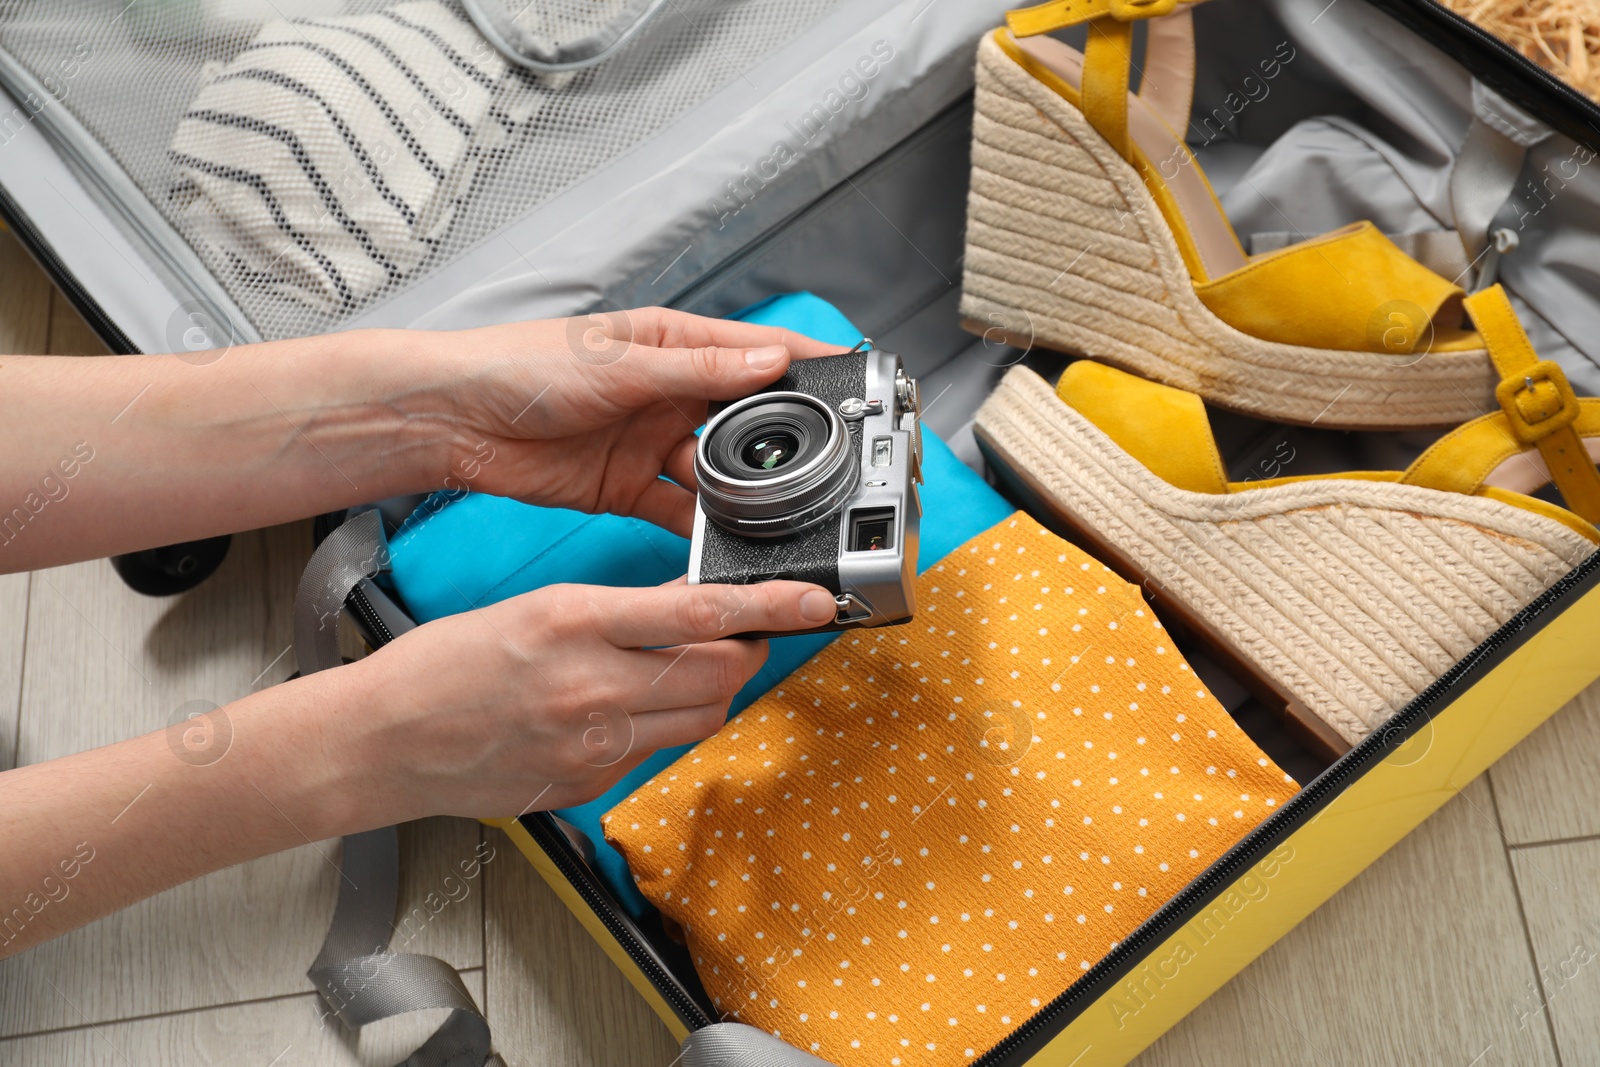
left=345, top=306, right=847, bottom=813
left=0, top=576, right=835, bottom=955
left=412, top=306, right=843, bottom=536
left=0, top=309, right=846, bottom=951
left=341, top=576, right=839, bottom=820
left=0, top=306, right=840, bottom=571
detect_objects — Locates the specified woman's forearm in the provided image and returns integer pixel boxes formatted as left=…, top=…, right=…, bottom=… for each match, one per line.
left=0, top=308, right=845, bottom=956
left=0, top=568, right=836, bottom=956
left=0, top=664, right=395, bottom=957
left=0, top=329, right=460, bottom=571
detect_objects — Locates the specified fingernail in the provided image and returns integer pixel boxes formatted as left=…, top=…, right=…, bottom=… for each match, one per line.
left=799, top=589, right=836, bottom=623
left=744, top=345, right=787, bottom=371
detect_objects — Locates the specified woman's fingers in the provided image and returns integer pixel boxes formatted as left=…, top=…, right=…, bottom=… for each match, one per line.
left=628, top=477, right=697, bottom=539
left=628, top=700, right=734, bottom=754
left=569, top=308, right=853, bottom=407
left=637, top=307, right=843, bottom=360
left=583, top=341, right=794, bottom=407
left=592, top=580, right=838, bottom=648
left=555, top=698, right=727, bottom=789
left=663, top=433, right=698, bottom=492
left=623, top=430, right=699, bottom=535
left=537, top=748, right=656, bottom=812
left=618, top=639, right=767, bottom=714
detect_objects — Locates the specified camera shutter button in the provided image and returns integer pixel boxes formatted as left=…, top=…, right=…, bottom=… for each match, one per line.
left=838, top=397, right=882, bottom=421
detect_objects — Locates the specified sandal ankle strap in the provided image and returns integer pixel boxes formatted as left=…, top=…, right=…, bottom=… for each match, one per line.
left=1007, top=0, right=1202, bottom=35
left=1459, top=284, right=1600, bottom=524
left=1007, top=0, right=1206, bottom=161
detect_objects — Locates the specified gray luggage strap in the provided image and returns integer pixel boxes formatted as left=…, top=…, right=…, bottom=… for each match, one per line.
left=681, top=1022, right=837, bottom=1065
left=297, top=515, right=840, bottom=1067
left=293, top=510, right=500, bottom=1067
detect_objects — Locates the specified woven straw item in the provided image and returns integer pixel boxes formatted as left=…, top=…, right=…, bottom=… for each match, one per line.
left=958, top=33, right=1498, bottom=430
left=974, top=366, right=1597, bottom=744
left=1442, top=0, right=1600, bottom=101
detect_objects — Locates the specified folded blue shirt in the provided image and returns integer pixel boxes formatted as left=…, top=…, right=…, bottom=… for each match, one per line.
left=385, top=293, right=1012, bottom=916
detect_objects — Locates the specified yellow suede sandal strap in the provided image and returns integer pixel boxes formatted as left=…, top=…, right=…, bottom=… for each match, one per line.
left=1191, top=221, right=1466, bottom=354
left=1465, top=284, right=1600, bottom=524
left=1056, top=359, right=1230, bottom=494
left=1007, top=0, right=1196, bottom=36
left=1400, top=403, right=1600, bottom=542
left=1404, top=402, right=1600, bottom=492
left=1007, top=0, right=1205, bottom=163
left=1082, top=16, right=1135, bottom=159
left=1404, top=413, right=1526, bottom=497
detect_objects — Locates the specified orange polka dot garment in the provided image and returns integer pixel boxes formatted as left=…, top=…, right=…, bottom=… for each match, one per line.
left=603, top=513, right=1297, bottom=1066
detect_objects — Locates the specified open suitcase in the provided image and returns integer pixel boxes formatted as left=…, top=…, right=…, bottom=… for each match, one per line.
left=4, top=0, right=1600, bottom=1064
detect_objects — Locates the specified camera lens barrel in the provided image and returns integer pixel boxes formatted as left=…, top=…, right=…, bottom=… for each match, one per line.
left=695, top=391, right=857, bottom=537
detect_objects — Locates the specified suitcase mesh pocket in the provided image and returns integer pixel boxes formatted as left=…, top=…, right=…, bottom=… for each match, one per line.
left=0, top=0, right=844, bottom=340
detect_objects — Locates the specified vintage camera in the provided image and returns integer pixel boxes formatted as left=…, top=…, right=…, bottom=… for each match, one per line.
left=688, top=342, right=924, bottom=635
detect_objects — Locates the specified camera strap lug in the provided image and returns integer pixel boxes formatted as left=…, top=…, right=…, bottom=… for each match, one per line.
left=834, top=592, right=875, bottom=624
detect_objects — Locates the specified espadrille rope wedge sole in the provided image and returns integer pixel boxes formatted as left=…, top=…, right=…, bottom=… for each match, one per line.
left=960, top=1, right=1500, bottom=431
left=975, top=365, right=1599, bottom=750
left=973, top=287, right=1600, bottom=750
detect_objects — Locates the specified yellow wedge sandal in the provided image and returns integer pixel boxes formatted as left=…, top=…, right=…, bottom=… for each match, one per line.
left=961, top=0, right=1501, bottom=431
left=973, top=285, right=1600, bottom=752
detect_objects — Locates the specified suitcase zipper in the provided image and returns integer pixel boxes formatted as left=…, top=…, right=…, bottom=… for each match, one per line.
left=345, top=582, right=395, bottom=647
left=519, top=811, right=719, bottom=1030
left=319, top=513, right=718, bottom=1029
left=340, top=510, right=1597, bottom=1061
left=1372, top=0, right=1600, bottom=142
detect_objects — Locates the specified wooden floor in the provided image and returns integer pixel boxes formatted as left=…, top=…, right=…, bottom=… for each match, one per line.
left=1, top=226, right=1597, bottom=1066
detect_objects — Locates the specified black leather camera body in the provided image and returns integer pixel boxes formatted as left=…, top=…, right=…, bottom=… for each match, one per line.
left=688, top=344, right=925, bottom=636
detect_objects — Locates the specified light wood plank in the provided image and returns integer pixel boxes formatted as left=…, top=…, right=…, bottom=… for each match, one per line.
left=1133, top=777, right=1558, bottom=1067
left=0, top=970, right=485, bottom=1066
left=0, top=225, right=51, bottom=774
left=0, top=572, right=28, bottom=772
left=0, top=522, right=480, bottom=1036
left=395, top=817, right=487, bottom=969
left=0, top=225, right=53, bottom=357
left=0, top=832, right=342, bottom=1040
left=484, top=829, right=680, bottom=1067
left=46, top=288, right=110, bottom=357
left=1490, top=680, right=1600, bottom=845
left=1509, top=838, right=1600, bottom=1067
left=17, top=523, right=308, bottom=760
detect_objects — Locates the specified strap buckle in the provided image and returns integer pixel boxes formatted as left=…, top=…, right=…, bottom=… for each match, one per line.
left=1494, top=359, right=1580, bottom=444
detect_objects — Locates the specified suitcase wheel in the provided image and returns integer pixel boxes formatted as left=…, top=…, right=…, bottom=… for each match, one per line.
left=111, top=535, right=232, bottom=596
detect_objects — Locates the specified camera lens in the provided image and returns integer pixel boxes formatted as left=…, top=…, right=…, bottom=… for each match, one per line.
left=704, top=399, right=833, bottom=483
left=696, top=392, right=856, bottom=537
left=742, top=430, right=800, bottom=472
